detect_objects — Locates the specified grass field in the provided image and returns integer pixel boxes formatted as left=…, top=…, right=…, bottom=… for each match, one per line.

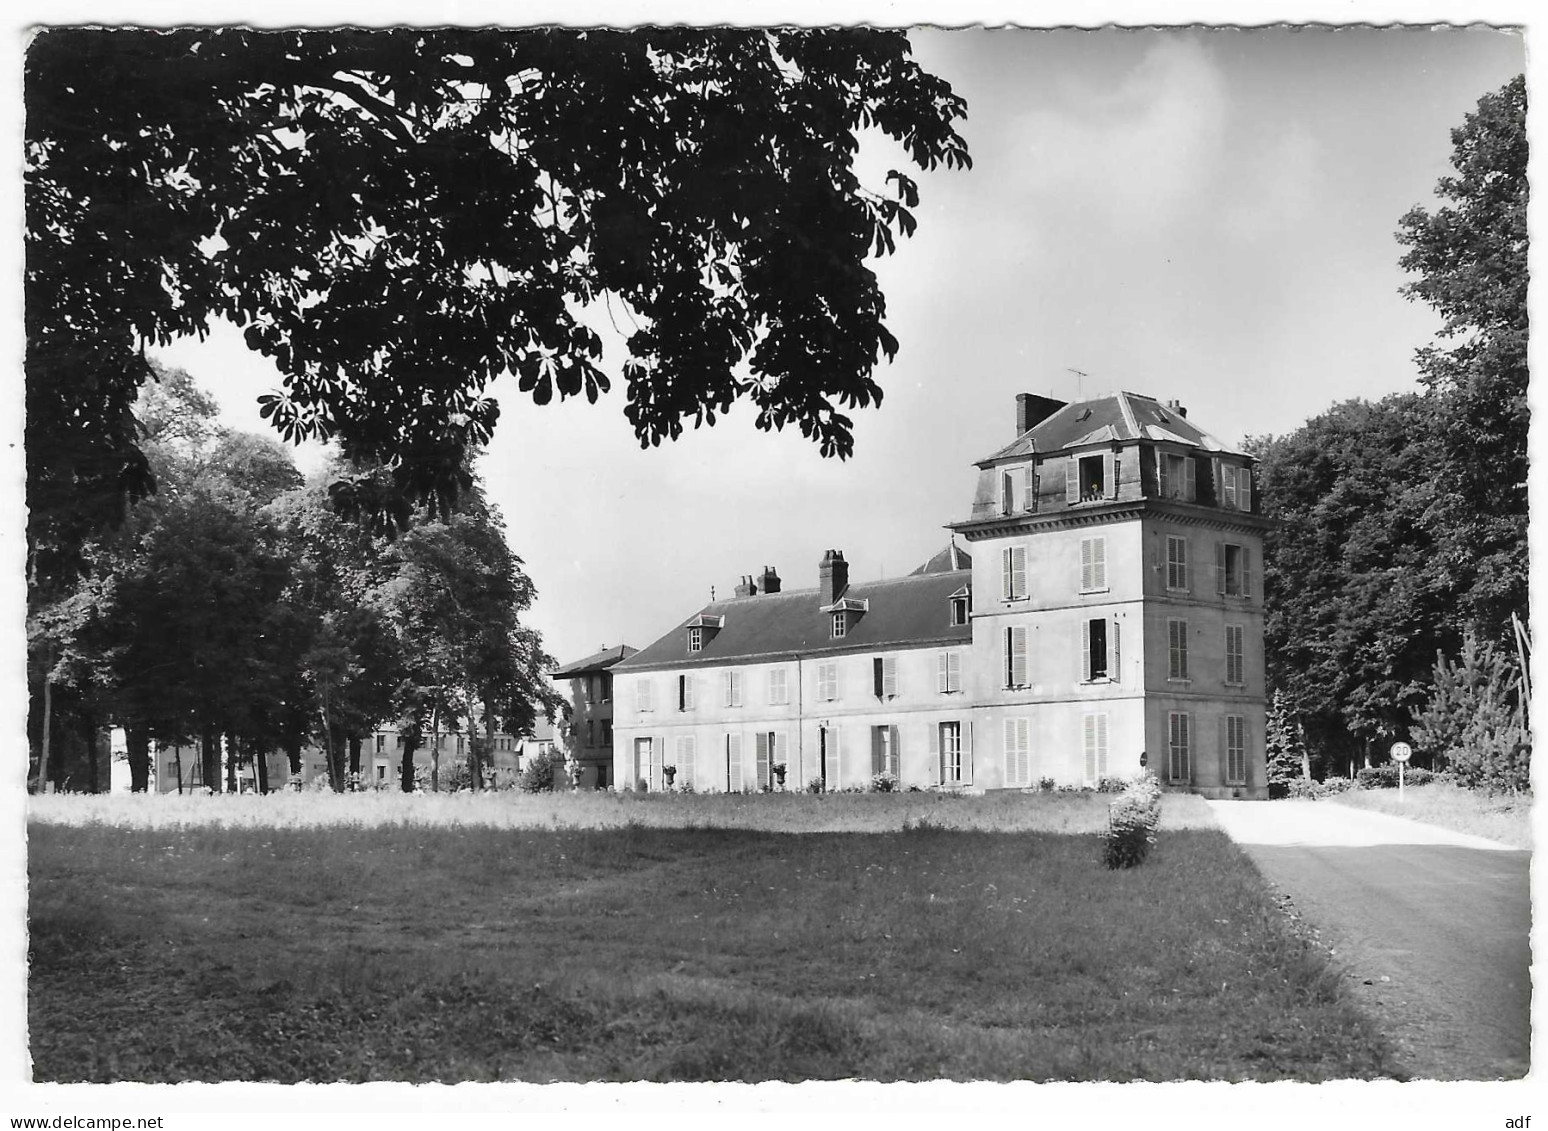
left=28, top=792, right=1393, bottom=1083
left=1325, top=782, right=1531, bottom=849
left=26, top=786, right=1218, bottom=833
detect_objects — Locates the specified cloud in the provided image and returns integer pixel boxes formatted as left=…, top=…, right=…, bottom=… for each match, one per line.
left=1008, top=36, right=1229, bottom=235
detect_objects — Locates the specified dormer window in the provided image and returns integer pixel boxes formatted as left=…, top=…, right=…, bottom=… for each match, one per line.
left=950, top=589, right=971, bottom=626
left=685, top=614, right=724, bottom=654
left=1067, top=453, right=1111, bottom=504
left=823, top=596, right=868, bottom=639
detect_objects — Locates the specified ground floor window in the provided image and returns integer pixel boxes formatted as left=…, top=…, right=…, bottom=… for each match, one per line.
left=939, top=721, right=963, bottom=784
left=1225, top=715, right=1247, bottom=785
left=1003, top=717, right=1030, bottom=787
left=726, top=733, right=743, bottom=792
left=1083, top=712, right=1109, bottom=783
left=870, top=725, right=898, bottom=778
left=1168, top=712, right=1192, bottom=784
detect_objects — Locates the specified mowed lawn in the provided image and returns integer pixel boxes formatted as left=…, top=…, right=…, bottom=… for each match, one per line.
left=29, top=795, right=1394, bottom=1083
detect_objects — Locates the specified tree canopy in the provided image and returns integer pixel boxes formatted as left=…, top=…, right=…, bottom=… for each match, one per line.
left=26, top=28, right=971, bottom=575
left=1395, top=73, right=1528, bottom=645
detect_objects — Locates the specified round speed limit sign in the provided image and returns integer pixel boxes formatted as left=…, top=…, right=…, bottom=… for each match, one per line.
left=1390, top=742, right=1412, bottom=763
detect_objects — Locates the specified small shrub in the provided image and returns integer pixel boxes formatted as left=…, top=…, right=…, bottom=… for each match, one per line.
left=805, top=778, right=825, bottom=794
left=905, top=784, right=924, bottom=793
left=1356, top=764, right=1437, bottom=790
left=1103, top=772, right=1161, bottom=869
left=518, top=748, right=563, bottom=793
left=1095, top=775, right=1129, bottom=794
left=1038, top=776, right=1057, bottom=792
left=871, top=772, right=898, bottom=793
left=1320, top=776, right=1354, bottom=795
left=678, top=780, right=696, bottom=795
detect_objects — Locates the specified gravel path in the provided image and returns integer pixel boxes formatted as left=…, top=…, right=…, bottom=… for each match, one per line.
left=1208, top=799, right=1530, bottom=1080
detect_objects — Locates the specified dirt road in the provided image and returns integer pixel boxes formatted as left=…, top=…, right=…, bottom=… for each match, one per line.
left=1208, top=799, right=1530, bottom=1080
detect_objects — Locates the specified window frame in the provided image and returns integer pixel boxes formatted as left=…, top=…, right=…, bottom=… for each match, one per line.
left=1165, top=535, right=1189, bottom=591
left=1167, top=617, right=1190, bottom=681
left=938, top=649, right=963, bottom=694
left=1225, top=714, right=1248, bottom=784
left=832, top=611, right=847, bottom=639
left=1168, top=711, right=1192, bottom=784
left=817, top=662, right=839, bottom=702
left=1003, top=716, right=1031, bottom=787
left=1080, top=536, right=1108, bottom=593
left=1004, top=625, right=1029, bottom=688
left=1225, top=624, right=1246, bottom=687
left=768, top=667, right=789, bottom=706
left=1083, top=712, right=1109, bottom=784
left=688, top=626, right=703, bottom=653
left=1002, top=544, right=1028, bottom=601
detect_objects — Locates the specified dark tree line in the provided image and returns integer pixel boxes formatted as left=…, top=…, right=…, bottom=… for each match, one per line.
left=28, top=366, right=562, bottom=793
left=1250, top=76, right=1527, bottom=786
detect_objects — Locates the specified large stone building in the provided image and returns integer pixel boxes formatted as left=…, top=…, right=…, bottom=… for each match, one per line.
left=611, top=390, right=1269, bottom=798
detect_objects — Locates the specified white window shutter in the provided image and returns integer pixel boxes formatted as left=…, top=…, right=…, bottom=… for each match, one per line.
left=1112, top=618, right=1121, bottom=684
left=1215, top=541, right=1227, bottom=595
left=1012, top=546, right=1027, bottom=598
left=1003, top=719, right=1016, bottom=785
left=1241, top=547, right=1253, bottom=597
left=1080, top=618, right=1092, bottom=682
left=1158, top=450, right=1169, bottom=497
left=883, top=656, right=898, bottom=698
left=1184, top=457, right=1197, bottom=502
left=964, top=721, right=974, bottom=784
left=1107, top=452, right=1119, bottom=498
left=1025, top=470, right=1038, bottom=513
left=1093, top=538, right=1106, bottom=588
left=948, top=650, right=961, bottom=692
left=1240, top=468, right=1253, bottom=513
left=937, top=651, right=949, bottom=694
left=1012, top=626, right=1028, bottom=687
left=727, top=733, right=742, bottom=791
left=1222, top=464, right=1237, bottom=509
left=1065, top=457, right=1078, bottom=503
left=1080, top=538, right=1092, bottom=590
left=929, top=723, right=941, bottom=783
left=1002, top=547, right=1014, bottom=600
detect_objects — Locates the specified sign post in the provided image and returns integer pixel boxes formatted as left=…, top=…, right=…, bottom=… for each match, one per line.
left=1390, top=742, right=1412, bottom=802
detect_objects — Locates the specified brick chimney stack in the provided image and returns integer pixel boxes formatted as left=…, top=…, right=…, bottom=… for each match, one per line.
left=1166, top=399, right=1188, bottom=419
left=1016, top=393, right=1066, bottom=437
left=733, top=575, right=757, bottom=598
left=818, top=550, right=848, bottom=606
left=759, top=566, right=782, bottom=594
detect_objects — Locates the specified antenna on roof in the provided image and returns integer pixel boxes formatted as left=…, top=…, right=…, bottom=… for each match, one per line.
left=1066, top=367, right=1089, bottom=401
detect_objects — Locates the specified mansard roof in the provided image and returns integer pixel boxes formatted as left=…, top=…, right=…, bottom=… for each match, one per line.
left=550, top=644, right=639, bottom=678
left=909, top=541, right=973, bottom=575
left=615, top=569, right=972, bottom=672
left=979, top=390, right=1244, bottom=465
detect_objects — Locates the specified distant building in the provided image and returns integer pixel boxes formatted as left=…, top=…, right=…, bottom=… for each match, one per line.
left=551, top=644, right=638, bottom=789
left=612, top=390, right=1268, bottom=798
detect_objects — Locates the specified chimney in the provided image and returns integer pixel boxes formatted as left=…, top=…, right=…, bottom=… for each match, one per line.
left=1016, top=393, right=1066, bottom=437
left=819, top=549, right=848, bottom=606
left=1166, top=398, right=1188, bottom=419
left=759, top=565, right=782, bottom=594
left=733, top=574, right=757, bottom=598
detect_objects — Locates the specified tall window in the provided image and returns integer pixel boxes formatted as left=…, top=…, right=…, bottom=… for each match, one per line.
left=832, top=611, right=847, bottom=638
left=1083, top=713, right=1109, bottom=783
left=1070, top=454, right=1107, bottom=502
left=375, top=734, right=386, bottom=753
left=688, top=626, right=704, bottom=653
left=938, top=650, right=962, bottom=694
left=636, top=678, right=654, bottom=713
left=1168, top=618, right=1189, bottom=680
left=1159, top=451, right=1195, bottom=501
left=1003, top=717, right=1030, bottom=786
left=1004, top=625, right=1029, bottom=688
left=1082, top=617, right=1118, bottom=682
left=675, top=736, right=696, bottom=789
left=1168, top=712, right=1192, bottom=783
left=1225, top=625, right=1245, bottom=686
left=601, top=721, right=612, bottom=746
left=1221, top=464, right=1252, bottom=512
left=754, top=731, right=785, bottom=789
left=817, top=662, right=839, bottom=702
left=1217, top=542, right=1251, bottom=597
left=723, top=669, right=743, bottom=708
left=1002, top=545, right=1028, bottom=600
left=1226, top=715, right=1247, bottom=784
left=1001, top=466, right=1024, bottom=515
left=600, top=674, right=611, bottom=703
left=950, top=594, right=971, bottom=625
left=678, top=674, right=695, bottom=712
left=1080, top=537, right=1107, bottom=592
left=873, top=656, right=898, bottom=698
left=768, top=667, right=789, bottom=705
left=586, top=720, right=595, bottom=746
left=939, top=722, right=964, bottom=784
left=726, top=733, right=744, bottom=791
left=1166, top=535, right=1189, bottom=590
left=871, top=725, right=899, bottom=778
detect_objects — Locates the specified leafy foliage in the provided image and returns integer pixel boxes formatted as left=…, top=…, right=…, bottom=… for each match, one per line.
left=518, top=747, right=565, bottom=794
left=1395, top=75, right=1528, bottom=645
left=1264, top=690, right=1307, bottom=787
left=26, top=28, right=970, bottom=571
left=1410, top=638, right=1529, bottom=795
left=1102, top=773, right=1161, bottom=870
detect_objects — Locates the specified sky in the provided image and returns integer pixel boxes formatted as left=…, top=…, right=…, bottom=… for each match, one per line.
left=146, top=26, right=1527, bottom=675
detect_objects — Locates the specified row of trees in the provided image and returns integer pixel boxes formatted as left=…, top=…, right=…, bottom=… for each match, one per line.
left=27, top=365, right=562, bottom=793
left=1252, top=76, right=1528, bottom=791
